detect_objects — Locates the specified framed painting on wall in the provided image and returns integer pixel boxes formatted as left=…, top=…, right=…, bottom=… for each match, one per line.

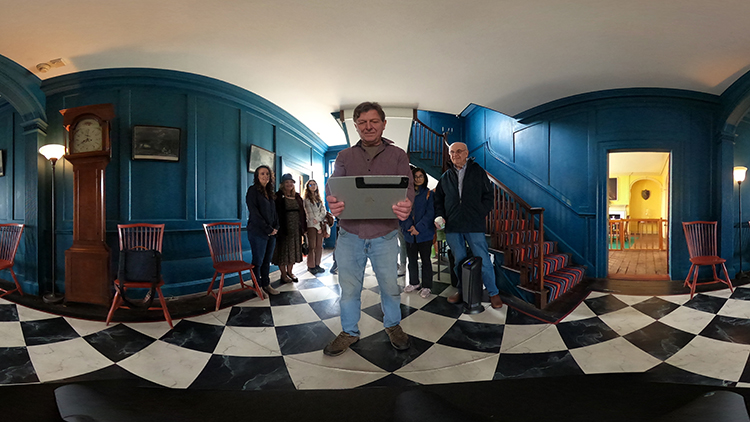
left=608, top=177, right=618, bottom=201
left=132, top=126, right=181, bottom=161
left=248, top=145, right=276, bottom=173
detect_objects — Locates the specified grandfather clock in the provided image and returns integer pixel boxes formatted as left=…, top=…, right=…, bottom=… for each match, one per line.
left=62, top=103, right=115, bottom=305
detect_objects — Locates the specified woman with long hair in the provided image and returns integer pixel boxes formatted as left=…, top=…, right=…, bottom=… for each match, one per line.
left=399, top=167, right=435, bottom=298
left=245, top=165, right=280, bottom=296
left=303, top=179, right=328, bottom=275
left=273, top=173, right=307, bottom=283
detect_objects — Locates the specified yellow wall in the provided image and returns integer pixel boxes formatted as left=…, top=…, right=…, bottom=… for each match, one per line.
left=629, top=179, right=662, bottom=219
left=609, top=170, right=669, bottom=220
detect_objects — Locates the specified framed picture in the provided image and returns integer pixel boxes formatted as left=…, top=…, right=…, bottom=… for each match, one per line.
left=248, top=145, right=276, bottom=173
left=0, top=150, right=4, bottom=177
left=608, top=177, right=618, bottom=201
left=132, top=126, right=181, bottom=161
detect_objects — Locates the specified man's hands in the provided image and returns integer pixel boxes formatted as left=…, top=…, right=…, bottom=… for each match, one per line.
left=407, top=225, right=419, bottom=236
left=393, top=198, right=412, bottom=221
left=327, top=195, right=345, bottom=217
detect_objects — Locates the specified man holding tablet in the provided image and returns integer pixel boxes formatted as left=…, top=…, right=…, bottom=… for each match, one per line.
left=324, top=102, right=414, bottom=357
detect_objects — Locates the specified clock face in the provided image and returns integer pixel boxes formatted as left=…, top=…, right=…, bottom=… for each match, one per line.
left=72, top=118, right=104, bottom=153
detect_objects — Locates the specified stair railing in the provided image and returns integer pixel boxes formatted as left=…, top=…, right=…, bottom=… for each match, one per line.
left=410, top=110, right=450, bottom=171
left=486, top=174, right=548, bottom=307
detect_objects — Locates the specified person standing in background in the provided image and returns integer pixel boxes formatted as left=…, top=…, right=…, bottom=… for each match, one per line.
left=273, top=173, right=307, bottom=283
left=303, top=179, right=327, bottom=275
left=245, top=165, right=280, bottom=296
left=400, top=167, right=435, bottom=298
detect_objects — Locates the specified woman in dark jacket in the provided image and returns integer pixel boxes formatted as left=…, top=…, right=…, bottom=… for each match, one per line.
left=399, top=167, right=435, bottom=298
left=246, top=165, right=280, bottom=296
left=272, top=173, right=307, bottom=283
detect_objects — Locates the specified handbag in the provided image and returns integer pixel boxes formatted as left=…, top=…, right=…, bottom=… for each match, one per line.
left=116, top=248, right=162, bottom=309
left=325, top=212, right=334, bottom=227
left=301, top=235, right=309, bottom=256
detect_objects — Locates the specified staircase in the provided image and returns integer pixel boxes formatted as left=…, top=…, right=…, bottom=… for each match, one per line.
left=409, top=113, right=586, bottom=309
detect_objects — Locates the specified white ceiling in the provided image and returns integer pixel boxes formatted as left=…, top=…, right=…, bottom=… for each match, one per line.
left=609, top=152, right=670, bottom=175
left=3, top=1, right=750, bottom=146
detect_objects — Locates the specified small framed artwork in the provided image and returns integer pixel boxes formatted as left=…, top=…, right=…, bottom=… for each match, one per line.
left=607, top=177, right=618, bottom=201
left=132, top=126, right=181, bottom=161
left=0, top=149, right=4, bottom=177
left=248, top=145, right=276, bottom=173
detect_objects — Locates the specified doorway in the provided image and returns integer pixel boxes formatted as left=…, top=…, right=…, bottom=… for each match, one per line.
left=607, top=152, right=670, bottom=280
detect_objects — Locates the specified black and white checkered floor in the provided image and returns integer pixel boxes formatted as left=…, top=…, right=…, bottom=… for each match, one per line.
left=2, top=255, right=750, bottom=390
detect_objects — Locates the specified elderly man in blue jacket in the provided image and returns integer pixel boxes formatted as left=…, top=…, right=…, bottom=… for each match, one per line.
left=434, top=142, right=503, bottom=309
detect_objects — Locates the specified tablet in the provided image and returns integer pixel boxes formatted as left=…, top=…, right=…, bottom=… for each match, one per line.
left=327, top=175, right=409, bottom=219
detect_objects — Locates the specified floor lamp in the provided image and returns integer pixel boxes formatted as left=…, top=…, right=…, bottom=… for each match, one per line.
left=734, top=166, right=747, bottom=279
left=39, top=144, right=66, bottom=304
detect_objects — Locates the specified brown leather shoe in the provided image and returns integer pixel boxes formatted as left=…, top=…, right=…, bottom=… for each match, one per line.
left=490, top=294, right=503, bottom=309
left=447, top=292, right=463, bottom=304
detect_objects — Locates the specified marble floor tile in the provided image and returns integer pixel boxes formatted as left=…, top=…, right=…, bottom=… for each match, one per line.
left=122, top=320, right=174, bottom=339
left=500, top=324, right=567, bottom=354
left=494, top=350, right=583, bottom=380
left=458, top=304, right=507, bottom=325
left=235, top=296, right=272, bottom=307
left=292, top=278, right=326, bottom=291
left=27, top=337, right=114, bottom=382
left=65, top=317, right=111, bottom=337
left=21, top=317, right=80, bottom=346
left=308, top=297, right=340, bottom=320
left=160, top=320, right=225, bottom=353
left=399, top=290, right=434, bottom=309
left=0, top=346, right=38, bottom=384
left=225, top=306, right=274, bottom=327
left=556, top=317, right=620, bottom=349
left=719, top=298, right=750, bottom=319
left=321, top=313, right=384, bottom=339
left=631, top=296, right=681, bottom=319
left=703, top=287, right=734, bottom=299
left=730, top=286, right=750, bottom=300
left=213, top=326, right=281, bottom=356
left=275, top=320, right=337, bottom=355
left=362, top=275, right=379, bottom=289
left=83, top=324, right=157, bottom=362
left=399, top=309, right=456, bottom=342
left=118, top=340, right=210, bottom=388
left=658, top=293, right=692, bottom=306
left=700, top=315, right=750, bottom=344
left=419, top=296, right=465, bottom=319
left=437, top=320, right=504, bottom=353
left=269, top=290, right=307, bottom=306
left=0, top=321, right=24, bottom=347
left=397, top=344, right=499, bottom=385
left=559, top=301, right=598, bottom=323
left=665, top=335, right=750, bottom=382
left=298, top=286, right=339, bottom=303
left=598, top=306, right=657, bottom=336
left=351, top=330, right=433, bottom=372
left=658, top=305, right=716, bottom=335
left=623, top=321, right=696, bottom=361
left=16, top=306, right=60, bottom=321
left=684, top=294, right=727, bottom=314
left=569, top=337, right=661, bottom=374
left=585, top=294, right=629, bottom=315
left=360, top=289, right=382, bottom=310
left=190, top=355, right=294, bottom=390
left=362, top=302, right=419, bottom=323
left=271, top=303, right=321, bottom=327
left=611, top=294, right=652, bottom=306
left=184, top=307, right=232, bottom=326
left=0, top=303, right=18, bottom=321
left=284, top=350, right=388, bottom=389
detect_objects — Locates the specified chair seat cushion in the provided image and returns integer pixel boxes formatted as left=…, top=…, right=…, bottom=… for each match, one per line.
left=689, top=256, right=725, bottom=265
left=214, top=260, right=253, bottom=273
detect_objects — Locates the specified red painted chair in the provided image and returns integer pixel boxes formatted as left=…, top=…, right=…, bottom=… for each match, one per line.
left=0, top=224, right=24, bottom=298
left=203, top=222, right=264, bottom=311
left=106, top=224, right=173, bottom=328
left=682, top=221, right=734, bottom=299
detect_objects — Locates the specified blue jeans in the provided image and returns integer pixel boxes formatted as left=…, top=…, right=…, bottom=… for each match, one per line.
left=336, top=228, right=402, bottom=336
left=248, top=231, right=276, bottom=288
left=445, top=232, right=499, bottom=296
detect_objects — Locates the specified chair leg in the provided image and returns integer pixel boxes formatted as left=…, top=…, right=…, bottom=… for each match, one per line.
left=247, top=267, right=264, bottom=300
left=684, top=264, right=696, bottom=288
left=720, top=263, right=735, bottom=292
left=215, top=273, right=226, bottom=311
left=155, top=287, right=173, bottom=329
left=206, top=272, right=219, bottom=296
left=0, top=269, right=22, bottom=298
left=106, top=288, right=124, bottom=326
left=690, top=265, right=700, bottom=299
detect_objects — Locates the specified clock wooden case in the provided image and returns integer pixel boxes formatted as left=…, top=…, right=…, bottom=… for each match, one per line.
left=61, top=103, right=115, bottom=305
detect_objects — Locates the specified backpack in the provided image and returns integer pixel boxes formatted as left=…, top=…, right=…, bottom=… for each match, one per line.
left=116, top=249, right=162, bottom=309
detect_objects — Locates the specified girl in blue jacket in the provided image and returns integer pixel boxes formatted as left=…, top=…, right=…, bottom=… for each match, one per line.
left=400, top=167, right=435, bottom=298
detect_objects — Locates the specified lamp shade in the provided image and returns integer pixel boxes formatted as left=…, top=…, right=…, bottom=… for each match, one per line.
left=734, top=166, right=748, bottom=183
left=39, top=144, right=66, bottom=161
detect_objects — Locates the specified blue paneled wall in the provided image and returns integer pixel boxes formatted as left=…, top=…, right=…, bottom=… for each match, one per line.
left=32, top=68, right=328, bottom=297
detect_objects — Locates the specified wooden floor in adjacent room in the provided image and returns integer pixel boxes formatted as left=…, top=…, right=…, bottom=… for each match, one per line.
left=608, top=250, right=669, bottom=280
